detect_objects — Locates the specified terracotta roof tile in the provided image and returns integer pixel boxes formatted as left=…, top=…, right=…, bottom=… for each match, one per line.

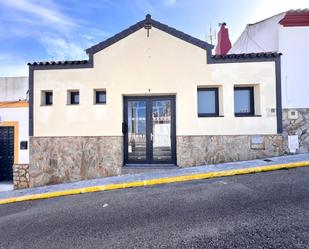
left=211, top=52, right=281, bottom=60
left=27, top=60, right=88, bottom=66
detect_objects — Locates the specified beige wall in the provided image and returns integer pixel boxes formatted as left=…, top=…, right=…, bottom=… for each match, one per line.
left=33, top=27, right=277, bottom=137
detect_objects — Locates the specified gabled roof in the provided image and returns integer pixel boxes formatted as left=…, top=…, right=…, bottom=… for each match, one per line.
left=85, top=14, right=214, bottom=55
left=229, top=12, right=286, bottom=54
left=28, top=15, right=281, bottom=68
left=248, top=12, right=286, bottom=27
left=247, top=9, right=309, bottom=28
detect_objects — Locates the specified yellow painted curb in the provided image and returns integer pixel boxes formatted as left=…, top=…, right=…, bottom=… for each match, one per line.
left=0, top=160, right=308, bottom=205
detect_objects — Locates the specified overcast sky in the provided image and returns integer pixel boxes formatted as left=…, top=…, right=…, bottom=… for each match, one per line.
left=0, top=0, right=308, bottom=76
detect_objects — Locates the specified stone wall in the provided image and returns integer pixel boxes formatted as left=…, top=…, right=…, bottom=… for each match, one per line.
left=282, top=108, right=309, bottom=153
left=13, top=164, right=30, bottom=189
left=177, top=135, right=283, bottom=167
left=29, top=134, right=285, bottom=186
left=29, top=136, right=123, bottom=187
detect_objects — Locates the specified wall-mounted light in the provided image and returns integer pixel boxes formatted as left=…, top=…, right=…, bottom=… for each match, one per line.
left=144, top=14, right=152, bottom=37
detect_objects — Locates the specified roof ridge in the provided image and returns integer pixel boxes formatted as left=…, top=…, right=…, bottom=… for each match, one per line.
left=29, top=15, right=214, bottom=68
left=287, top=8, right=309, bottom=13
left=86, top=14, right=214, bottom=55
left=248, top=11, right=286, bottom=26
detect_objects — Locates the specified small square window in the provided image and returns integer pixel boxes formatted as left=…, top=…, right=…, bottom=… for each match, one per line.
left=94, top=90, right=106, bottom=104
left=68, top=90, right=79, bottom=105
left=45, top=92, right=53, bottom=105
left=234, top=87, right=254, bottom=116
left=41, top=91, right=53, bottom=106
left=197, top=88, right=219, bottom=117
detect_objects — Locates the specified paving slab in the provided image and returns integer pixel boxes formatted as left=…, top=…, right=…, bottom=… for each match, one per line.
left=0, top=153, right=308, bottom=201
left=0, top=182, right=13, bottom=192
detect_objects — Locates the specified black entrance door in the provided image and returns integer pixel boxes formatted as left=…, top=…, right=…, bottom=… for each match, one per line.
left=124, top=96, right=176, bottom=165
left=0, top=127, right=14, bottom=181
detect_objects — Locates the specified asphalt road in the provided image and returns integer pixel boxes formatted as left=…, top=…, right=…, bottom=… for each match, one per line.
left=0, top=167, right=308, bottom=249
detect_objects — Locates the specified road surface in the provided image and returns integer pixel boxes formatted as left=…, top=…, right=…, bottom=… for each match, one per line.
left=0, top=167, right=308, bottom=249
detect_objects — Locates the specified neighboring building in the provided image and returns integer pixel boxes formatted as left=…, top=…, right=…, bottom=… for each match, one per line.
left=0, top=77, right=29, bottom=182
left=28, top=14, right=283, bottom=187
left=230, top=9, right=309, bottom=153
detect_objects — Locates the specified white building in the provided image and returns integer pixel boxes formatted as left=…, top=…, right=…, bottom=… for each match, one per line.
left=27, top=15, right=283, bottom=187
left=230, top=9, right=309, bottom=153
left=0, top=77, right=29, bottom=181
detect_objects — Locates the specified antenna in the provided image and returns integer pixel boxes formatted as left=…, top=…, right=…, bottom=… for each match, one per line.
left=205, top=25, right=217, bottom=45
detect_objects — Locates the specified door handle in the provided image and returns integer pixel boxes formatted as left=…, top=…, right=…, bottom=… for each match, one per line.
left=150, top=133, right=154, bottom=141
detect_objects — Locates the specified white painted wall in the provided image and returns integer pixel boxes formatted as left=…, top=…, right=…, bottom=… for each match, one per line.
left=229, top=13, right=285, bottom=54
left=33, top=27, right=278, bottom=137
left=0, top=77, right=28, bottom=101
left=0, top=107, right=29, bottom=164
left=279, top=26, right=309, bottom=108
left=0, top=76, right=29, bottom=164
left=230, top=15, right=309, bottom=109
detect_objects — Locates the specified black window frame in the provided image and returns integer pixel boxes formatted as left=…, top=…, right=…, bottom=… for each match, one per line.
left=94, top=90, right=106, bottom=104
left=197, top=87, right=219, bottom=117
left=69, top=91, right=80, bottom=105
left=45, top=91, right=53, bottom=106
left=234, top=86, right=255, bottom=117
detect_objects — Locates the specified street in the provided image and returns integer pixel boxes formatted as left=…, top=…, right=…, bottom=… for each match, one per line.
left=0, top=167, right=308, bottom=249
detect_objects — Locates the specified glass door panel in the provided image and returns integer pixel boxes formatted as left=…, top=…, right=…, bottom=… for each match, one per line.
left=151, top=100, right=172, bottom=162
left=127, top=100, right=147, bottom=162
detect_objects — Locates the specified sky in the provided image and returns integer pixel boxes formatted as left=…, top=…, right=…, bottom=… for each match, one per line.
left=0, top=0, right=308, bottom=77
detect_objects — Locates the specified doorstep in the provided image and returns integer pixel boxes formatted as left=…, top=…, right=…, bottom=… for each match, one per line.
left=122, top=164, right=177, bottom=175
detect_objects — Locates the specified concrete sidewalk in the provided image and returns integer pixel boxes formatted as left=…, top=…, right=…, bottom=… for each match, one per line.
left=0, top=153, right=309, bottom=204
left=0, top=182, right=13, bottom=192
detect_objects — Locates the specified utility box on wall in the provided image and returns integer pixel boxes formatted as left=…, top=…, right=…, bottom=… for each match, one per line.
left=250, top=135, right=264, bottom=150
left=288, top=135, right=299, bottom=153
left=287, top=110, right=298, bottom=120
left=20, top=141, right=28, bottom=150
left=266, top=108, right=276, bottom=117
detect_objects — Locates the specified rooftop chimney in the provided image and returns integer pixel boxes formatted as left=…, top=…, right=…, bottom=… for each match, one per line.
left=215, top=22, right=232, bottom=55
